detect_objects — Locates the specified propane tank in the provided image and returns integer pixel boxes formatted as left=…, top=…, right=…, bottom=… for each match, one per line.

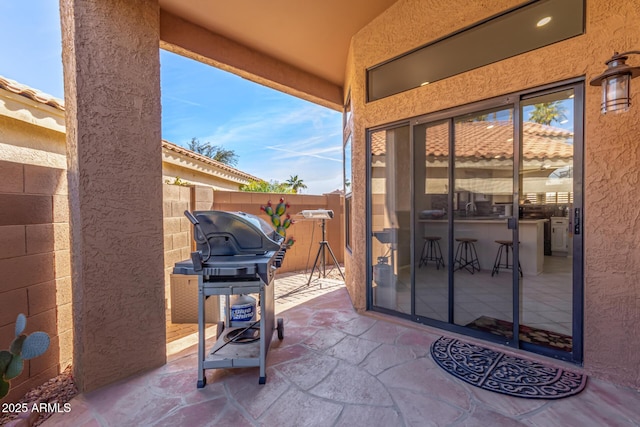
left=230, top=294, right=256, bottom=322
left=373, top=256, right=392, bottom=287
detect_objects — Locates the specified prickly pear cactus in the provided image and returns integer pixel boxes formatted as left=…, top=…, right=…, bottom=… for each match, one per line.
left=260, top=197, right=295, bottom=248
left=1, top=314, right=50, bottom=400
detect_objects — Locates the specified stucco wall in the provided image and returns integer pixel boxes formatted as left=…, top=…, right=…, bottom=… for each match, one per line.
left=346, top=0, right=640, bottom=388
left=162, top=162, right=241, bottom=191
left=61, top=0, right=166, bottom=393
left=0, top=113, right=72, bottom=403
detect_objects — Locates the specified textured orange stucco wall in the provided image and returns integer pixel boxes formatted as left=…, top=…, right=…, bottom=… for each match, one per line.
left=346, top=0, right=640, bottom=388
left=61, top=0, right=166, bottom=392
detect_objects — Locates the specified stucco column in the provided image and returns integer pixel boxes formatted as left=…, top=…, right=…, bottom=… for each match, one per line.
left=60, top=0, right=165, bottom=392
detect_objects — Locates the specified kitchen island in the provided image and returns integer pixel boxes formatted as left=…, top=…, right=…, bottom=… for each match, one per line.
left=419, top=218, right=546, bottom=275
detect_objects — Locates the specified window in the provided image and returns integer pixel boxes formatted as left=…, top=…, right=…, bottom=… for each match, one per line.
left=344, top=135, right=352, bottom=250
left=367, top=0, right=584, bottom=101
left=344, top=91, right=353, bottom=251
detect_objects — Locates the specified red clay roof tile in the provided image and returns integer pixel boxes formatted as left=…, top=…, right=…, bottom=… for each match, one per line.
left=371, top=121, right=573, bottom=161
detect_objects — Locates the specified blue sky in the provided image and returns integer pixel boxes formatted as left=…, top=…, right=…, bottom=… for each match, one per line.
left=0, top=2, right=344, bottom=195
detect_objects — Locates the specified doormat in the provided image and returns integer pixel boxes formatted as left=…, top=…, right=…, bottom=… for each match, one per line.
left=466, top=315, right=572, bottom=352
left=431, top=336, right=587, bottom=399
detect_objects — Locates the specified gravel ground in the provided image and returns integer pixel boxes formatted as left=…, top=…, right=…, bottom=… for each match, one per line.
left=0, top=366, right=78, bottom=427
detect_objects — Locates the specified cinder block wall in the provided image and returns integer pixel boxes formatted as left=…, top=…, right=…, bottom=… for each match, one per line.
left=162, top=183, right=193, bottom=307
left=0, top=160, right=72, bottom=403
left=210, top=190, right=344, bottom=273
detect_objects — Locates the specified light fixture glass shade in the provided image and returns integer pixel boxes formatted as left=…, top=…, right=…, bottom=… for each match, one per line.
left=602, top=74, right=631, bottom=114
left=590, top=51, right=640, bottom=114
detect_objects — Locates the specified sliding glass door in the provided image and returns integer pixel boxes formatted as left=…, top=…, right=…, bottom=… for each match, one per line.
left=370, top=80, right=583, bottom=363
left=452, top=107, right=515, bottom=335
left=413, top=121, right=450, bottom=322
left=369, top=125, right=411, bottom=314
left=518, top=86, right=582, bottom=359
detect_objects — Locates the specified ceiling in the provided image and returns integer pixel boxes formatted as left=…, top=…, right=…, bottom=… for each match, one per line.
left=158, top=0, right=399, bottom=88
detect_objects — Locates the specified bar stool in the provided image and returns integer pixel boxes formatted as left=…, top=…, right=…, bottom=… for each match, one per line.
left=419, top=236, right=445, bottom=269
left=454, top=237, right=480, bottom=274
left=491, top=240, right=523, bottom=277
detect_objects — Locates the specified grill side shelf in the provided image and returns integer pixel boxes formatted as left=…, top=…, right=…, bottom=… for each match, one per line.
left=173, top=260, right=258, bottom=277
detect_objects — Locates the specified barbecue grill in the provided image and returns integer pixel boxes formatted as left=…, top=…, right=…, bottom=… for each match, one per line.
left=173, top=210, right=286, bottom=386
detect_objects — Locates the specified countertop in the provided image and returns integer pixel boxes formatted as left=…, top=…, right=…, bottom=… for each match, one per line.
left=419, top=217, right=548, bottom=223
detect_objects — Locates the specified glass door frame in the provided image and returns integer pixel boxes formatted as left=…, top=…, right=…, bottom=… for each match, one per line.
left=367, top=77, right=584, bottom=364
left=366, top=120, right=413, bottom=318
left=411, top=95, right=521, bottom=347
left=517, top=81, right=585, bottom=364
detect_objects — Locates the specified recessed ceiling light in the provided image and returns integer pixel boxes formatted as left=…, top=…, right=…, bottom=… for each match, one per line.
left=507, top=138, right=513, bottom=142
left=487, top=124, right=495, bottom=129
left=537, top=16, right=552, bottom=27
left=569, top=94, right=574, bottom=99
left=420, top=81, right=430, bottom=86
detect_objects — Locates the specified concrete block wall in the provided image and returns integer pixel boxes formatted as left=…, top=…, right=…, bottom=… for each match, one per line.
left=210, top=190, right=344, bottom=273
left=0, top=160, right=72, bottom=403
left=162, top=183, right=193, bottom=307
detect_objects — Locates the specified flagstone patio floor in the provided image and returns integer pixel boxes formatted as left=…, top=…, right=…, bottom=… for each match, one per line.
left=43, top=272, right=640, bottom=426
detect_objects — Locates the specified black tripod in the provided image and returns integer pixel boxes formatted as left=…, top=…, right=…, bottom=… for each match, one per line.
left=306, top=218, right=345, bottom=286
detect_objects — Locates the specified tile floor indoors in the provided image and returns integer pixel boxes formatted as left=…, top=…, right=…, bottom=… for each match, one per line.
left=42, top=272, right=639, bottom=426
left=381, top=256, right=573, bottom=336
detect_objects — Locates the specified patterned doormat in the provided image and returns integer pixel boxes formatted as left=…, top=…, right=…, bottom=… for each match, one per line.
left=431, top=336, right=587, bottom=399
left=466, top=316, right=573, bottom=352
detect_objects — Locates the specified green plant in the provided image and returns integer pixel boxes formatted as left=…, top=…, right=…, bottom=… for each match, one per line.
left=0, top=314, right=50, bottom=400
left=285, top=175, right=307, bottom=194
left=529, top=101, right=567, bottom=126
left=240, top=179, right=295, bottom=193
left=261, top=197, right=295, bottom=248
left=165, top=176, right=191, bottom=186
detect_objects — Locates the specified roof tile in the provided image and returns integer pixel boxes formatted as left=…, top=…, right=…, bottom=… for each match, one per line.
left=371, top=121, right=573, bottom=160
left=0, top=75, right=64, bottom=111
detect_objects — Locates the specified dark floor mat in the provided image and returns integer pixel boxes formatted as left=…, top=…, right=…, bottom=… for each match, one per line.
left=431, top=336, right=586, bottom=399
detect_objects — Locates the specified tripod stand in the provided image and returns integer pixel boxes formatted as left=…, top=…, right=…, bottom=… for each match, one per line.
left=306, top=218, right=345, bottom=286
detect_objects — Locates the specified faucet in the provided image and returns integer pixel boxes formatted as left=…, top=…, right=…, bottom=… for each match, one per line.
left=465, top=202, right=477, bottom=216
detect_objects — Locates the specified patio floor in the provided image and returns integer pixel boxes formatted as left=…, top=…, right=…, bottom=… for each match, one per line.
left=43, top=272, right=640, bottom=426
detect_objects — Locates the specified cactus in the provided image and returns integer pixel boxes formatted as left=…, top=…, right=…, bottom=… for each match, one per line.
left=1, top=314, right=50, bottom=400
left=261, top=197, right=295, bottom=248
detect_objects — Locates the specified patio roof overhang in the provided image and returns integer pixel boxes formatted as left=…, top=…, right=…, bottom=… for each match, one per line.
left=158, top=0, right=399, bottom=111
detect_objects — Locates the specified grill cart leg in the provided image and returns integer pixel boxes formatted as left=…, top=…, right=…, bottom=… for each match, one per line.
left=259, top=284, right=267, bottom=384
left=197, top=278, right=206, bottom=388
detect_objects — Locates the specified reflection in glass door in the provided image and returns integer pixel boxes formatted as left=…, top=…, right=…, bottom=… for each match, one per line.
left=452, top=108, right=515, bottom=337
left=370, top=125, right=411, bottom=314
left=414, top=121, right=450, bottom=322
left=373, top=81, right=583, bottom=362
left=519, top=88, right=578, bottom=355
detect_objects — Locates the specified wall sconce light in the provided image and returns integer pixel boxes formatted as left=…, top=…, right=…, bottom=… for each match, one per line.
left=590, top=51, right=640, bottom=114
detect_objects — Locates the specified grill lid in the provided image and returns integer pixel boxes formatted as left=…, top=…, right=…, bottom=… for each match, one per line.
left=191, top=210, right=284, bottom=256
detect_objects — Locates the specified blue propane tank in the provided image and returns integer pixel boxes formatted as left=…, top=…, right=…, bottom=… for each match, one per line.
left=230, top=294, right=256, bottom=322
